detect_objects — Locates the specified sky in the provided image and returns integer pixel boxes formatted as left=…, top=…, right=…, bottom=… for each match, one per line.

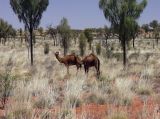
left=0, top=0, right=160, bottom=30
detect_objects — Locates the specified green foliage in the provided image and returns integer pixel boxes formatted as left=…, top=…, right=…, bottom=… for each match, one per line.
left=0, top=58, right=14, bottom=109
left=33, top=97, right=51, bottom=109
left=109, top=112, right=128, bottom=119
left=68, top=96, right=82, bottom=108
left=38, top=27, right=44, bottom=37
left=10, top=0, right=49, bottom=65
left=99, top=0, right=147, bottom=66
left=141, top=24, right=150, bottom=33
left=85, top=93, right=106, bottom=105
left=96, top=42, right=101, bottom=55
left=44, top=43, right=49, bottom=55
left=84, top=29, right=93, bottom=50
left=0, top=19, right=16, bottom=45
left=47, top=25, right=57, bottom=46
left=7, top=107, right=32, bottom=119
left=150, top=20, right=160, bottom=45
left=10, top=0, right=49, bottom=30
left=40, top=111, right=52, bottom=119
left=79, top=33, right=87, bottom=56
left=150, top=20, right=158, bottom=29
left=57, top=17, right=71, bottom=55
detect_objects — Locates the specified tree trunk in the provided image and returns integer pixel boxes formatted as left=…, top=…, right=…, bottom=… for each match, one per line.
left=133, top=37, right=135, bottom=48
left=20, top=36, right=23, bottom=46
left=156, top=38, right=158, bottom=46
left=122, top=37, right=127, bottom=67
left=53, top=38, right=56, bottom=46
left=153, top=40, right=155, bottom=49
left=89, top=42, right=92, bottom=50
left=64, top=47, right=66, bottom=56
left=29, top=28, right=33, bottom=65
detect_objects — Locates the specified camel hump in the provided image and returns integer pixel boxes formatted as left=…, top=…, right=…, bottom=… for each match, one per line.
left=89, top=53, right=96, bottom=57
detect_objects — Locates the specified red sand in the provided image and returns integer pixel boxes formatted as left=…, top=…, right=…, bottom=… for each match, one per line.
left=0, top=96, right=159, bottom=119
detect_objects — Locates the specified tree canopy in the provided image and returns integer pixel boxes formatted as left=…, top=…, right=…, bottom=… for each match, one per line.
left=57, top=17, right=71, bottom=55
left=99, top=0, right=147, bottom=66
left=10, top=0, right=49, bottom=65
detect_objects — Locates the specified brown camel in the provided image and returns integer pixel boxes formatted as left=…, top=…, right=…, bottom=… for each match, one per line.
left=55, top=52, right=82, bottom=74
left=82, top=53, right=100, bottom=78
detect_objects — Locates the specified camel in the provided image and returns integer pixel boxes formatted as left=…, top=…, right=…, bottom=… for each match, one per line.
left=55, top=52, right=82, bottom=74
left=81, top=53, right=100, bottom=78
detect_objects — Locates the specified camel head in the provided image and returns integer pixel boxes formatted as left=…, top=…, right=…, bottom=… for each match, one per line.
left=55, top=52, right=59, bottom=56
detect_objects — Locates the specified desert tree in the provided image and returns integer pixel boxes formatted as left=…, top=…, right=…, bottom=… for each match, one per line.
left=57, top=17, right=71, bottom=56
left=19, top=28, right=23, bottom=45
left=7, top=25, right=16, bottom=45
left=71, top=30, right=79, bottom=45
left=0, top=19, right=9, bottom=45
left=104, top=25, right=111, bottom=45
left=38, top=27, right=43, bottom=38
left=141, top=24, right=149, bottom=38
left=99, top=0, right=147, bottom=67
left=154, top=27, right=160, bottom=46
left=84, top=29, right=93, bottom=50
left=79, top=33, right=87, bottom=56
left=150, top=20, right=158, bottom=29
left=130, top=21, right=139, bottom=48
left=47, top=25, right=58, bottom=46
left=10, top=0, right=49, bottom=65
left=150, top=20, right=159, bottom=46
left=0, top=19, right=16, bottom=45
left=96, top=42, right=101, bottom=55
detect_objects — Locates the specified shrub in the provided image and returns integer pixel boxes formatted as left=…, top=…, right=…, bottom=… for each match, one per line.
left=57, top=109, right=72, bottom=119
left=44, top=43, right=49, bottom=55
left=112, top=53, right=123, bottom=61
left=40, top=111, right=52, bottom=119
left=109, top=112, right=128, bottom=119
left=0, top=58, right=13, bottom=109
left=7, top=107, right=32, bottom=119
left=106, top=47, right=112, bottom=58
left=135, top=79, right=153, bottom=96
left=79, top=33, right=87, bottom=56
left=85, top=93, right=106, bottom=105
left=33, top=98, right=46, bottom=109
left=96, top=42, right=101, bottom=55
left=68, top=96, right=82, bottom=108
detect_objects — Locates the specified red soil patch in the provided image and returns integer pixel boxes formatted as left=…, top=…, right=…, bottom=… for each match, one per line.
left=0, top=109, right=5, bottom=118
left=0, top=96, right=159, bottom=119
left=76, top=97, right=160, bottom=119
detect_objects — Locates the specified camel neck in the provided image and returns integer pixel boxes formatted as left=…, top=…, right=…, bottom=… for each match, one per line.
left=55, top=55, right=63, bottom=63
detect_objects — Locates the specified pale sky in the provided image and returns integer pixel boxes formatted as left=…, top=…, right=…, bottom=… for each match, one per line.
left=0, top=0, right=159, bottom=29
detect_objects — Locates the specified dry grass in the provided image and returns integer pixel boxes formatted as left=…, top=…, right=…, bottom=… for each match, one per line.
left=0, top=39, right=160, bottom=119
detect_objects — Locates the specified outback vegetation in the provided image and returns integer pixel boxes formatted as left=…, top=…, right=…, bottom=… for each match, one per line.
left=0, top=0, right=160, bottom=119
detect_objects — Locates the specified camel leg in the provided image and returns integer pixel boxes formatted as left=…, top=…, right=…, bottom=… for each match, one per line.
left=76, top=65, right=78, bottom=75
left=86, top=67, right=89, bottom=77
left=84, top=65, right=87, bottom=74
left=66, top=65, right=69, bottom=75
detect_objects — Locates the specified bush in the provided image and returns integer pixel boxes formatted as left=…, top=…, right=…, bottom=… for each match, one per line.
left=33, top=97, right=52, bottom=109
left=40, top=111, right=52, bottom=119
left=109, top=112, right=128, bottom=119
left=85, top=93, right=106, bottom=105
left=0, top=58, right=13, bottom=109
left=135, top=79, right=153, bottom=96
left=44, top=43, right=49, bottom=55
left=79, top=33, right=87, bottom=56
left=7, top=108, right=32, bottom=119
left=96, top=42, right=101, bottom=55
left=68, top=96, right=82, bottom=108
left=112, top=53, right=123, bottom=61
